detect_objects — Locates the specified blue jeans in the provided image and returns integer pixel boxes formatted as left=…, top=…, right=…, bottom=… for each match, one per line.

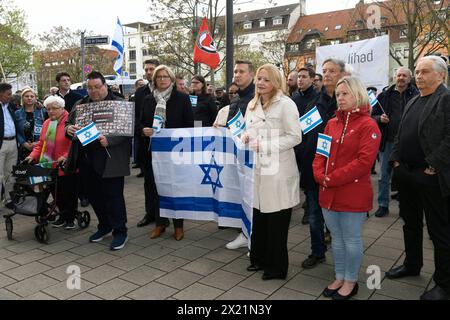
left=378, top=141, right=394, bottom=208
left=307, top=189, right=326, bottom=257
left=322, top=209, right=366, bottom=282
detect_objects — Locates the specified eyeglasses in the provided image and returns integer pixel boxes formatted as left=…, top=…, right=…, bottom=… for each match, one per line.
left=191, top=81, right=201, bottom=84
left=229, top=92, right=237, bottom=95
left=156, top=75, right=171, bottom=80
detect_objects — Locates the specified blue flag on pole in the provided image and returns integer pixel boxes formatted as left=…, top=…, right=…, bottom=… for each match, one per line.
left=76, top=122, right=101, bottom=146
left=316, top=133, right=332, bottom=158
left=227, top=110, right=246, bottom=137
left=368, top=90, right=378, bottom=108
left=111, top=17, right=124, bottom=76
left=300, top=106, right=323, bottom=134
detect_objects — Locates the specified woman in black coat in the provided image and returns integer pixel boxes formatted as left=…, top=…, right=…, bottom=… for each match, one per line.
left=139, top=65, right=194, bottom=241
left=190, top=75, right=218, bottom=127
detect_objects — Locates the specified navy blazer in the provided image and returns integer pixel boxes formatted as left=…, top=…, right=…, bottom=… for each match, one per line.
left=0, top=103, right=20, bottom=150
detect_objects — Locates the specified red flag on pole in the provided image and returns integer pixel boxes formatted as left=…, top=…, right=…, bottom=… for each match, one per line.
left=193, top=17, right=220, bottom=69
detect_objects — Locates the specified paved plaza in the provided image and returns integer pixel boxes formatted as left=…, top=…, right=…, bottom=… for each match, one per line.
left=0, top=167, right=436, bottom=300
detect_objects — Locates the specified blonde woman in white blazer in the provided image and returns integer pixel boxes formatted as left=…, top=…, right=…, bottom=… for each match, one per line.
left=242, top=64, right=302, bottom=280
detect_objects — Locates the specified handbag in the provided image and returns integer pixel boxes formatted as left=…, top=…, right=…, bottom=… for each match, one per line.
left=14, top=195, right=39, bottom=215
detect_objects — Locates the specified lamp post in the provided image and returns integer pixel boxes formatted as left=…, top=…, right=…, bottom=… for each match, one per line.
left=226, top=0, right=233, bottom=87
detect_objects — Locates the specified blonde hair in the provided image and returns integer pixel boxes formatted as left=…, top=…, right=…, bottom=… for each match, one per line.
left=20, top=87, right=36, bottom=106
left=336, top=76, right=369, bottom=109
left=152, top=65, right=176, bottom=87
left=248, top=64, right=286, bottom=111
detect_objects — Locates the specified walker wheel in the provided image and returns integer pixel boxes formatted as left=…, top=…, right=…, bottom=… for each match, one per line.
left=34, top=225, right=49, bottom=244
left=5, top=217, right=13, bottom=240
left=77, top=211, right=91, bottom=229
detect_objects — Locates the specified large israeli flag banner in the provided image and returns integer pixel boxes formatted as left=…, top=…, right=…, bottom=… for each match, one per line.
left=300, top=106, right=323, bottom=134
left=151, top=127, right=254, bottom=239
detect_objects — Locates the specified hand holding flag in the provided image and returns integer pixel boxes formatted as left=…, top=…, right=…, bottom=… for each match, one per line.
left=76, top=122, right=101, bottom=146
left=368, top=90, right=386, bottom=114
left=227, top=110, right=246, bottom=137
left=300, top=106, right=323, bottom=134
left=316, top=133, right=332, bottom=158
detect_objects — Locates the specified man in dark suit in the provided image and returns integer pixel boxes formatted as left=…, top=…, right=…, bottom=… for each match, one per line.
left=387, top=56, right=450, bottom=300
left=66, top=71, right=131, bottom=251
left=135, top=59, right=160, bottom=227
left=0, top=83, right=19, bottom=208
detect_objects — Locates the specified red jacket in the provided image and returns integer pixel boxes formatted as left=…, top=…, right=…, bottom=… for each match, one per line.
left=313, top=105, right=381, bottom=212
left=29, top=111, right=72, bottom=176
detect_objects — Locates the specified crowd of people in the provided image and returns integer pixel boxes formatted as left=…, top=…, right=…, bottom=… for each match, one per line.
left=0, top=53, right=449, bottom=300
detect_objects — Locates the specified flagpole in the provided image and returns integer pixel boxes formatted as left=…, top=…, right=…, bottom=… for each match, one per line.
left=323, top=158, right=330, bottom=191
left=376, top=100, right=386, bottom=115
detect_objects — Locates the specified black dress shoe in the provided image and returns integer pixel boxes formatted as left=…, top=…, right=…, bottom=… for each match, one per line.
left=136, top=172, right=144, bottom=178
left=374, top=206, right=389, bottom=217
left=261, top=273, right=286, bottom=281
left=246, top=265, right=263, bottom=272
left=80, top=198, right=90, bottom=208
left=332, top=283, right=359, bottom=300
left=322, top=286, right=342, bottom=298
left=137, top=216, right=155, bottom=227
left=420, top=285, right=450, bottom=300
left=385, top=265, right=420, bottom=279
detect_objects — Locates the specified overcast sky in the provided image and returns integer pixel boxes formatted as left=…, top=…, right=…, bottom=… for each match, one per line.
left=15, top=0, right=360, bottom=44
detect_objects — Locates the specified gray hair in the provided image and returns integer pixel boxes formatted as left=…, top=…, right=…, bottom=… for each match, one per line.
left=395, top=66, right=412, bottom=78
left=419, top=56, right=448, bottom=75
left=344, top=63, right=354, bottom=76
left=43, top=95, right=65, bottom=108
left=323, top=58, right=346, bottom=72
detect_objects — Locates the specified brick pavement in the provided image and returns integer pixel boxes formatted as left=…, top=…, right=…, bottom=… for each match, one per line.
left=0, top=167, right=435, bottom=300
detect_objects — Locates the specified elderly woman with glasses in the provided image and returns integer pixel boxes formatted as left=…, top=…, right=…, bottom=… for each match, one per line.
left=25, top=96, right=78, bottom=230
left=15, top=88, right=48, bottom=161
left=139, top=65, right=194, bottom=241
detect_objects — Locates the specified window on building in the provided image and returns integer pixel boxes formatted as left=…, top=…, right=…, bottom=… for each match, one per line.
left=400, top=28, right=407, bottom=38
left=142, top=49, right=148, bottom=56
left=129, top=50, right=136, bottom=61
left=129, top=37, right=136, bottom=47
left=259, top=20, right=266, bottom=27
left=403, top=48, right=410, bottom=59
left=330, top=39, right=341, bottom=45
left=335, top=25, right=342, bottom=30
left=291, top=44, right=299, bottom=51
left=243, top=22, right=252, bottom=29
left=129, top=63, right=136, bottom=73
left=394, top=48, right=402, bottom=59
left=433, top=0, right=441, bottom=5
left=324, top=26, right=329, bottom=31
left=273, top=18, right=283, bottom=25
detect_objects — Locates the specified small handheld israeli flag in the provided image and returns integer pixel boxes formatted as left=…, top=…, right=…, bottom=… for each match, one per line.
left=368, top=90, right=378, bottom=108
left=227, top=110, right=246, bottom=137
left=152, top=115, right=164, bottom=133
left=316, top=133, right=332, bottom=158
left=300, top=106, right=323, bottom=134
left=76, top=122, right=101, bottom=146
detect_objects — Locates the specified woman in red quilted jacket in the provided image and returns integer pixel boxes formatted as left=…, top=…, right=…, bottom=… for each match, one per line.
left=313, top=76, right=381, bottom=300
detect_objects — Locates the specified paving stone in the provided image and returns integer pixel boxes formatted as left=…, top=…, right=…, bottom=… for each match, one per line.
left=239, top=272, right=288, bottom=295
left=105, top=243, right=145, bottom=257
left=0, top=288, right=22, bottom=300
left=267, top=287, right=316, bottom=300
left=0, top=248, right=15, bottom=259
left=370, top=293, right=398, bottom=300
left=119, top=265, right=166, bottom=285
left=204, top=248, right=243, bottom=264
left=82, top=265, right=125, bottom=285
left=216, top=286, right=267, bottom=300
left=182, top=228, right=211, bottom=241
left=69, top=292, right=103, bottom=300
left=42, top=280, right=96, bottom=300
left=374, top=237, right=405, bottom=250
left=7, top=261, right=51, bottom=281
left=69, top=243, right=109, bottom=257
left=377, top=278, right=426, bottom=300
left=301, top=263, right=335, bottom=281
left=199, top=270, right=246, bottom=291
left=146, top=255, right=190, bottom=273
left=365, top=245, right=404, bottom=260
left=0, top=259, right=19, bottom=273
left=135, top=244, right=174, bottom=260
left=40, top=240, right=80, bottom=254
left=43, top=263, right=91, bottom=282
left=360, top=254, right=397, bottom=272
left=149, top=237, right=194, bottom=250
left=7, top=249, right=51, bottom=265
left=108, top=254, right=151, bottom=271
left=285, top=273, right=331, bottom=297
left=181, top=258, right=224, bottom=276
left=171, top=246, right=209, bottom=261
left=173, top=283, right=224, bottom=300
left=5, top=240, right=43, bottom=254
left=77, top=251, right=118, bottom=268
left=6, top=274, right=59, bottom=297
left=221, top=258, right=251, bottom=276
left=156, top=269, right=203, bottom=290
left=39, top=251, right=81, bottom=268
left=22, top=292, right=58, bottom=300
left=126, top=281, right=178, bottom=300
left=0, top=273, right=16, bottom=288
left=191, top=237, right=227, bottom=250
left=88, top=278, right=138, bottom=300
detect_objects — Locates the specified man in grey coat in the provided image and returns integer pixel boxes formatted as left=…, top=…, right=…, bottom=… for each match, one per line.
left=387, top=56, right=450, bottom=300
left=66, top=71, right=131, bottom=251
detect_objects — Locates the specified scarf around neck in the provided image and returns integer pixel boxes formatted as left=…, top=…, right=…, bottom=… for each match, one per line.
left=153, top=86, right=173, bottom=124
left=39, top=120, right=58, bottom=168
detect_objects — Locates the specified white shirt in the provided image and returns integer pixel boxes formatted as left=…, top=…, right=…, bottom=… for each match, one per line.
left=1, top=102, right=16, bottom=137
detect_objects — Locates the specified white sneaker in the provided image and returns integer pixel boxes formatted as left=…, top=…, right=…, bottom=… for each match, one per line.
left=226, top=232, right=248, bottom=250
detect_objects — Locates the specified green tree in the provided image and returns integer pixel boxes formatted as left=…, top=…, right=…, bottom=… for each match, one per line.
left=0, top=0, right=33, bottom=81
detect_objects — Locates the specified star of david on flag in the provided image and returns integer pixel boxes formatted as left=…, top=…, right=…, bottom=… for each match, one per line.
left=300, top=106, right=323, bottom=134
left=111, top=17, right=124, bottom=76
left=227, top=110, right=246, bottom=137
left=316, top=133, right=332, bottom=158
left=199, top=155, right=224, bottom=194
left=76, top=122, right=101, bottom=146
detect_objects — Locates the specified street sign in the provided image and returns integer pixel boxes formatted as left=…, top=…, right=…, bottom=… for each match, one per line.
left=85, top=36, right=110, bottom=46
left=83, top=64, right=93, bottom=74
